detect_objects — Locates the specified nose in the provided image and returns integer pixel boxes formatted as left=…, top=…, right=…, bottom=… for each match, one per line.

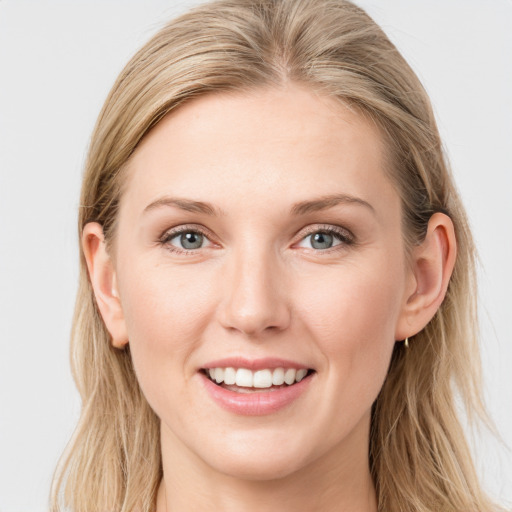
left=217, top=245, right=291, bottom=337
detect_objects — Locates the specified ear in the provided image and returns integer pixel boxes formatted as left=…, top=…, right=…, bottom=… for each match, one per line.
left=395, top=212, right=457, bottom=340
left=82, top=222, right=128, bottom=348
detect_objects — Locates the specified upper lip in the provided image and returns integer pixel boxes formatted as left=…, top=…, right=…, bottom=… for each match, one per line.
left=201, top=357, right=312, bottom=371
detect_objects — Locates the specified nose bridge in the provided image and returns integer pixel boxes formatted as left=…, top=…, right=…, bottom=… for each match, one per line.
left=219, top=239, right=290, bottom=337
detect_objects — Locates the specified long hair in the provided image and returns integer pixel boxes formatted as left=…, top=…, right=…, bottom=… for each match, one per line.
left=51, top=1, right=499, bottom=510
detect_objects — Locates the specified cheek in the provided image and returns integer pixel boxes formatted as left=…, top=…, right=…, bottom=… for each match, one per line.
left=298, top=255, right=404, bottom=393
left=120, top=258, right=214, bottom=345
left=289, top=258, right=405, bottom=448
left=116, top=260, right=218, bottom=408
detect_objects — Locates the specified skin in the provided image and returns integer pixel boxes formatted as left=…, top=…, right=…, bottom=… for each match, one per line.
left=83, top=83, right=456, bottom=512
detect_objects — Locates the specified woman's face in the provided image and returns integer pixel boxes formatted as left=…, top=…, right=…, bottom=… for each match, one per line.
left=111, top=84, right=414, bottom=480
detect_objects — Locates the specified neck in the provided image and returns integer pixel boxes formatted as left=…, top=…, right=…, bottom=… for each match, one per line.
left=156, top=416, right=377, bottom=512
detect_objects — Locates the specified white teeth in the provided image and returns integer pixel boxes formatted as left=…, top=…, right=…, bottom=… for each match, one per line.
left=214, top=367, right=224, bottom=383
left=253, top=369, right=272, bottom=388
left=284, top=368, right=296, bottom=385
left=223, top=367, right=236, bottom=385
left=205, top=366, right=310, bottom=388
left=272, top=367, right=285, bottom=385
left=235, top=368, right=253, bottom=387
left=296, top=369, right=308, bottom=382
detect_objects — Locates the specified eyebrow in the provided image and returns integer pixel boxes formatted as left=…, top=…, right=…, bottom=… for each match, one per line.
left=143, top=197, right=226, bottom=216
left=290, top=193, right=375, bottom=216
left=143, top=193, right=374, bottom=217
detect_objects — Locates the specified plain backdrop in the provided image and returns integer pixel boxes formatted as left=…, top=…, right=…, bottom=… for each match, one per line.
left=0, top=1, right=511, bottom=511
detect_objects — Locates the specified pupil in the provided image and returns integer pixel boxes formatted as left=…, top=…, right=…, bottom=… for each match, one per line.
left=312, top=232, right=333, bottom=249
left=181, top=232, right=203, bottom=249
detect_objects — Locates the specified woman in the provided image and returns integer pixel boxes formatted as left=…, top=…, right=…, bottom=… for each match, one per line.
left=50, top=0, right=505, bottom=510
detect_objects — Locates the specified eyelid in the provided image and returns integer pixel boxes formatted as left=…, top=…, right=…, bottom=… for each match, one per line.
left=159, top=223, right=212, bottom=240
left=296, top=224, right=354, bottom=242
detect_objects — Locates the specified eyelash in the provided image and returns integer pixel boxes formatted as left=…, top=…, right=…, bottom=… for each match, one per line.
left=158, top=224, right=355, bottom=256
left=298, top=225, right=355, bottom=253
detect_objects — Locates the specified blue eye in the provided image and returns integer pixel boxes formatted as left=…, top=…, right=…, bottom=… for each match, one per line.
left=297, top=227, right=352, bottom=251
left=161, top=228, right=211, bottom=253
left=309, top=232, right=336, bottom=250
left=173, top=231, right=204, bottom=250
left=160, top=225, right=353, bottom=255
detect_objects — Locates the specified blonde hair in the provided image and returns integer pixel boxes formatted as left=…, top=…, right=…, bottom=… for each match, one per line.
left=51, top=1, right=501, bottom=511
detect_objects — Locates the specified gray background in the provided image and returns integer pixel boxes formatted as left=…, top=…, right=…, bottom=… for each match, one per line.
left=0, top=1, right=511, bottom=510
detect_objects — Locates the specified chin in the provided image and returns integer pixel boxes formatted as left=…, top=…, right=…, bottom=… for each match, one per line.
left=212, top=453, right=309, bottom=482
left=197, top=430, right=317, bottom=482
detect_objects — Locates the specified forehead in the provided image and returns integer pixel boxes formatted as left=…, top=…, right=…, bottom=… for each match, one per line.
left=120, top=84, right=397, bottom=219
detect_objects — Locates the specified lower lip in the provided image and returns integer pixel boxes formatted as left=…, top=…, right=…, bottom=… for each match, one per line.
left=200, top=372, right=313, bottom=416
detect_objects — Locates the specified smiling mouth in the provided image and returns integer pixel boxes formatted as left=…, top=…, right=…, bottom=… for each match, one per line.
left=202, top=367, right=316, bottom=393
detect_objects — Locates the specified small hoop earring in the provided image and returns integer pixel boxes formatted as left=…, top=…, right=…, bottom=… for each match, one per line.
left=404, top=337, right=409, bottom=348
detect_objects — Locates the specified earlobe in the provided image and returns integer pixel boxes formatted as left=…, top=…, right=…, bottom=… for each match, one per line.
left=82, top=222, right=128, bottom=348
left=395, top=212, right=457, bottom=340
